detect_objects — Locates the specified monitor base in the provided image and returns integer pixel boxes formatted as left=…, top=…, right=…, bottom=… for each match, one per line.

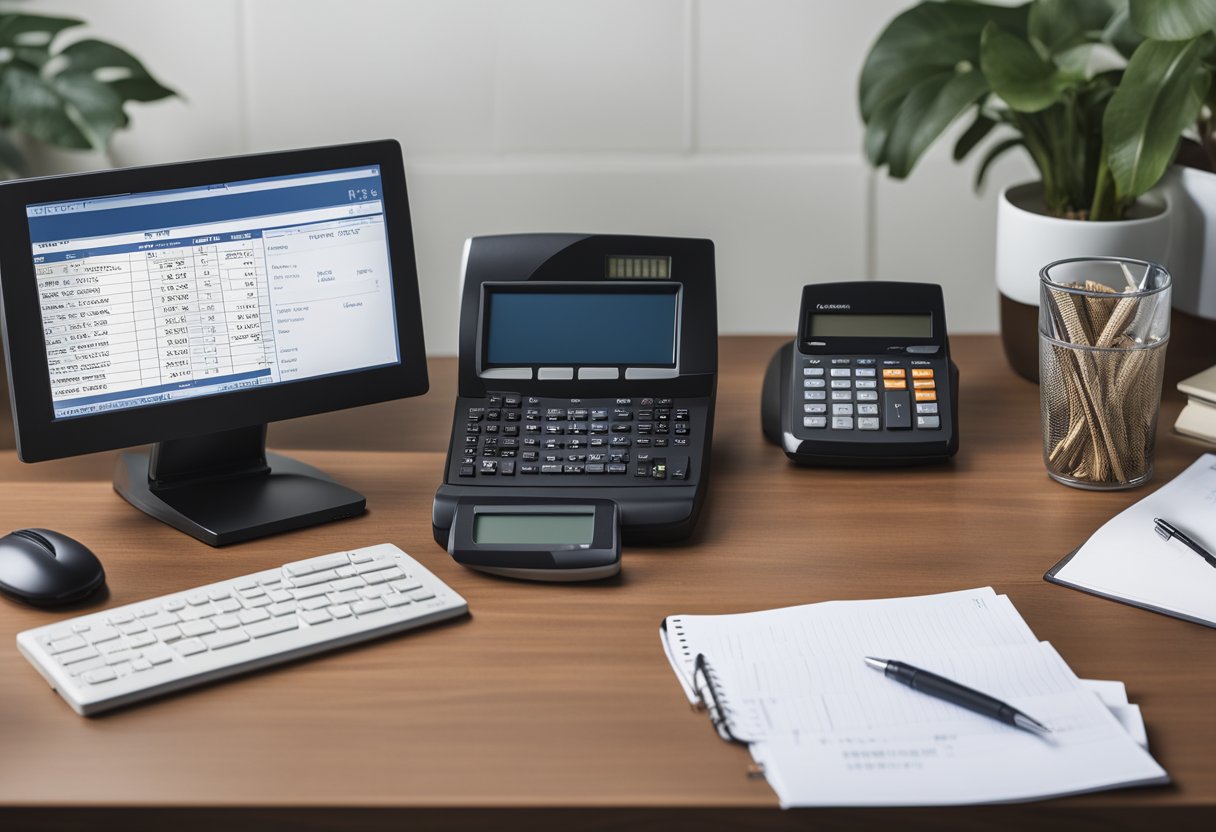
left=113, top=426, right=366, bottom=547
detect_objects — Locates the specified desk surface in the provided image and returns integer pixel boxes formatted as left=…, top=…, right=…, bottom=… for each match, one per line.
left=1, top=336, right=1213, bottom=830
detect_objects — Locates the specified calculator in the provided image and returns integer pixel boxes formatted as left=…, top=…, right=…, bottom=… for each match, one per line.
left=432, top=234, right=717, bottom=577
left=762, top=282, right=959, bottom=465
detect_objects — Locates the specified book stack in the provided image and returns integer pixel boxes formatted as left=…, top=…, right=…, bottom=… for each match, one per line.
left=1176, top=365, right=1216, bottom=446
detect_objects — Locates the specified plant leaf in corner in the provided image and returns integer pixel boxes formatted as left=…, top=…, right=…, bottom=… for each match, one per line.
left=1130, top=0, right=1216, bottom=41
left=1104, top=36, right=1210, bottom=199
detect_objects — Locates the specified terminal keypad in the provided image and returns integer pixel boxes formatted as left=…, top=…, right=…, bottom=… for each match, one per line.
left=799, top=356, right=944, bottom=434
left=453, top=394, right=696, bottom=483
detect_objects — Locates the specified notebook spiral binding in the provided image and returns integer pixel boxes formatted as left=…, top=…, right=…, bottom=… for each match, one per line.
left=693, top=653, right=752, bottom=746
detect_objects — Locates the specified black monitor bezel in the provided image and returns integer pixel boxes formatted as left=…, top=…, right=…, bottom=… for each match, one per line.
left=0, top=140, right=428, bottom=462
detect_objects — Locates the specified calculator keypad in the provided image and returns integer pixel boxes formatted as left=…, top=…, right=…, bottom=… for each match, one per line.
left=451, top=394, right=701, bottom=484
left=798, top=356, right=946, bottom=435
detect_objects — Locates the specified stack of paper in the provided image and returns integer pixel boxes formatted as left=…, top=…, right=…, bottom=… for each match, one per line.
left=661, top=588, right=1166, bottom=806
left=1175, top=365, right=1216, bottom=446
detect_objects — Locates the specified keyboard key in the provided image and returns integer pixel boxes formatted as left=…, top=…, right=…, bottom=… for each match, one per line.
left=204, top=630, right=250, bottom=650
left=57, top=646, right=100, bottom=666
left=383, top=593, right=412, bottom=607
left=213, top=615, right=242, bottom=630
left=289, top=568, right=341, bottom=588
left=354, top=559, right=395, bottom=576
left=328, top=604, right=353, bottom=619
left=331, top=576, right=364, bottom=592
left=246, top=618, right=298, bottom=639
left=300, top=596, right=330, bottom=611
left=48, top=635, right=87, bottom=654
left=152, top=624, right=183, bottom=642
left=186, top=592, right=208, bottom=606
left=104, top=649, right=141, bottom=666
left=179, top=620, right=216, bottom=638
left=173, top=638, right=207, bottom=657
left=285, top=553, right=350, bottom=577
left=408, top=590, right=437, bottom=603
left=144, top=645, right=174, bottom=665
left=126, top=632, right=157, bottom=649
left=351, top=599, right=386, bottom=616
left=238, top=608, right=271, bottom=625
left=391, top=580, right=423, bottom=594
left=268, top=601, right=298, bottom=617
left=82, top=668, right=117, bottom=685
left=300, top=609, right=332, bottom=626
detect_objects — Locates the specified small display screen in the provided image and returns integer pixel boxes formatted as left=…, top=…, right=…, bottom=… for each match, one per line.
left=808, top=313, right=932, bottom=339
left=485, top=289, right=678, bottom=365
left=473, top=513, right=596, bottom=546
left=606, top=256, right=671, bottom=279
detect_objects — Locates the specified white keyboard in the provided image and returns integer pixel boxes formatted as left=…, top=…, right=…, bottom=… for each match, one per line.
left=16, top=543, right=468, bottom=716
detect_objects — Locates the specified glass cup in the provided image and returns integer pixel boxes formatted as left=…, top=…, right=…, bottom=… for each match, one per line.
left=1039, top=257, right=1171, bottom=490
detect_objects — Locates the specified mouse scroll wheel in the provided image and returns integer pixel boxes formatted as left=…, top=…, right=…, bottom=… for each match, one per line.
left=11, top=529, right=56, bottom=557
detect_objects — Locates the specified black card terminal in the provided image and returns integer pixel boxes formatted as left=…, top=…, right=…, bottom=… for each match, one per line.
left=762, top=282, right=959, bottom=465
left=432, top=233, right=717, bottom=578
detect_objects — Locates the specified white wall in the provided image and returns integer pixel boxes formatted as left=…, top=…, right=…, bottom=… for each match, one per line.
left=28, top=0, right=1035, bottom=354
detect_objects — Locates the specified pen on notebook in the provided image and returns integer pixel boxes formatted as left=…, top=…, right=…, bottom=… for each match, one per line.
left=1153, top=517, right=1216, bottom=570
left=863, top=657, right=1051, bottom=735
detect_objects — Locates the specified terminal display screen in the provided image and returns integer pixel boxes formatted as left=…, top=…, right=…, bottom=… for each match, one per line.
left=28, top=166, right=401, bottom=420
left=808, top=313, right=932, bottom=339
left=484, top=288, right=678, bottom=366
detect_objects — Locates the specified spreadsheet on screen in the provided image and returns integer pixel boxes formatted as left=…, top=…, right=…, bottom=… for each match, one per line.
left=27, top=166, right=401, bottom=420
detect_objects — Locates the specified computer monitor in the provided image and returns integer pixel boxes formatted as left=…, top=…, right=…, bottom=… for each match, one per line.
left=0, top=141, right=428, bottom=545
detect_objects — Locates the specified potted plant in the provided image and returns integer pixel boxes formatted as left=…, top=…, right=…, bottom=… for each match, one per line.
left=0, top=9, right=175, bottom=417
left=860, top=0, right=1203, bottom=381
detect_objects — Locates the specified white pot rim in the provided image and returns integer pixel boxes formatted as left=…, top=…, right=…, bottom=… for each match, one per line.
left=999, top=181, right=1170, bottom=226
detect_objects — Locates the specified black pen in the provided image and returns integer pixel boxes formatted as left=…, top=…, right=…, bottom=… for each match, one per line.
left=1153, top=517, right=1216, bottom=570
left=864, top=657, right=1051, bottom=735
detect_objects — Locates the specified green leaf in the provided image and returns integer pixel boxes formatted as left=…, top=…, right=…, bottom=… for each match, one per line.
left=53, top=70, right=127, bottom=149
left=1030, top=0, right=1121, bottom=56
left=1130, top=0, right=1216, bottom=41
left=860, top=1, right=1029, bottom=120
left=1104, top=2, right=1146, bottom=58
left=57, top=39, right=176, bottom=101
left=0, top=13, right=83, bottom=48
left=885, top=68, right=989, bottom=178
left=953, top=111, right=997, bottom=161
left=0, top=65, right=90, bottom=148
left=0, top=128, right=26, bottom=176
left=981, top=23, right=1072, bottom=112
left=863, top=94, right=900, bottom=167
left=1104, top=36, right=1211, bottom=198
left=974, top=136, right=1026, bottom=190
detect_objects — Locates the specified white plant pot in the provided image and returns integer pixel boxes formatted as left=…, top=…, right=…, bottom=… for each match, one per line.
left=995, top=182, right=1172, bottom=381
left=1161, top=164, right=1216, bottom=321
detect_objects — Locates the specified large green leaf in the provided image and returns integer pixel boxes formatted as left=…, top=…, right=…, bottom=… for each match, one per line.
left=58, top=40, right=176, bottom=102
left=53, top=70, right=127, bottom=148
left=0, top=14, right=82, bottom=48
left=981, top=23, right=1072, bottom=112
left=1104, top=36, right=1211, bottom=198
left=1030, top=0, right=1121, bottom=55
left=953, top=111, right=997, bottom=161
left=1130, top=0, right=1216, bottom=41
left=860, top=1, right=1029, bottom=120
left=860, top=2, right=1028, bottom=175
left=885, top=69, right=989, bottom=178
left=0, top=64, right=91, bottom=148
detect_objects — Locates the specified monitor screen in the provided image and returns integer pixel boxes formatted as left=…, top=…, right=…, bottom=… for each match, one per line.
left=27, top=166, right=400, bottom=420
left=484, top=289, right=678, bottom=366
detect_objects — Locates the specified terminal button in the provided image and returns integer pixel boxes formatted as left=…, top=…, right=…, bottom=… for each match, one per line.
left=884, top=390, right=912, bottom=429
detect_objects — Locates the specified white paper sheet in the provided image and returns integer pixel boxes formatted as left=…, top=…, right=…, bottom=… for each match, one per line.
left=1051, top=454, right=1216, bottom=626
left=661, top=588, right=1166, bottom=806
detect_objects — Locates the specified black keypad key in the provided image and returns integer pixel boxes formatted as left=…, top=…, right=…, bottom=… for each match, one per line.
left=610, top=436, right=632, bottom=447
left=541, top=464, right=563, bottom=474
left=486, top=410, right=501, bottom=421
left=607, top=463, right=628, bottom=474
left=586, top=464, right=606, bottom=474
left=467, top=409, right=484, bottom=422
left=466, top=424, right=481, bottom=434
left=503, top=395, right=521, bottom=408
left=522, top=451, right=539, bottom=461
left=499, top=460, right=516, bottom=476
left=563, top=464, right=584, bottom=474
left=503, top=425, right=519, bottom=436
left=612, top=423, right=632, bottom=433
left=488, top=394, right=504, bottom=406
left=479, top=460, right=497, bottom=475
left=668, top=455, right=689, bottom=480
left=484, top=423, right=500, bottom=434
left=458, top=465, right=475, bottom=477
left=613, top=409, right=633, bottom=420
left=520, top=464, right=539, bottom=474
left=885, top=390, right=912, bottom=430
left=590, top=409, right=609, bottom=420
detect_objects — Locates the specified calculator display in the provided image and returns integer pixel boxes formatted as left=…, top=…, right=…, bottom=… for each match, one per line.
left=472, top=512, right=596, bottom=545
left=808, top=313, right=932, bottom=339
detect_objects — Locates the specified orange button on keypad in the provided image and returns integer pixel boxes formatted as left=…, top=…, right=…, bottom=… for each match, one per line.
left=914, top=390, right=936, bottom=402
left=884, top=380, right=907, bottom=390
left=882, top=369, right=906, bottom=378
left=911, top=368, right=934, bottom=378
left=913, top=379, right=936, bottom=389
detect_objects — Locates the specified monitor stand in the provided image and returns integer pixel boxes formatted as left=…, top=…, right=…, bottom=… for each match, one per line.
left=113, top=425, right=366, bottom=547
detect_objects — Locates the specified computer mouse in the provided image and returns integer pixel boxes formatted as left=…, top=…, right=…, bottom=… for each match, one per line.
left=0, top=529, right=106, bottom=607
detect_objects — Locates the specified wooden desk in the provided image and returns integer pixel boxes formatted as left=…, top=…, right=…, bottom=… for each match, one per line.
left=1, top=336, right=1212, bottom=831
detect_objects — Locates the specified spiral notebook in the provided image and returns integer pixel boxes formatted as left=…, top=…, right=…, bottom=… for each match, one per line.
left=1046, top=454, right=1216, bottom=628
left=660, top=588, right=1166, bottom=807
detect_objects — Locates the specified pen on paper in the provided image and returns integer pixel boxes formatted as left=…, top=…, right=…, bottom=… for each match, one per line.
left=1153, top=517, right=1216, bottom=571
left=864, top=657, right=1051, bottom=736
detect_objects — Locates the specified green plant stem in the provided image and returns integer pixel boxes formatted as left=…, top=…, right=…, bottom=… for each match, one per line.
left=1090, top=153, right=1122, bottom=221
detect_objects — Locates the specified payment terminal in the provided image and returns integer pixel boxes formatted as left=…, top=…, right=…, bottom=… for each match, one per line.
left=432, top=234, right=717, bottom=580
left=762, top=281, right=959, bottom=466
